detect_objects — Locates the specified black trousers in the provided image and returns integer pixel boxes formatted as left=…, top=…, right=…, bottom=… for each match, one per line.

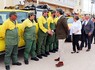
left=91, top=30, right=95, bottom=44
left=72, top=34, right=80, bottom=52
left=85, top=34, right=92, bottom=50
left=80, top=31, right=87, bottom=49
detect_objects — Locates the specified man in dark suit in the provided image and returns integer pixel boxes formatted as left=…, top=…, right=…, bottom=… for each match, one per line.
left=83, top=14, right=94, bottom=51
left=80, top=15, right=87, bottom=50
left=54, top=8, right=69, bottom=67
left=91, top=16, right=95, bottom=44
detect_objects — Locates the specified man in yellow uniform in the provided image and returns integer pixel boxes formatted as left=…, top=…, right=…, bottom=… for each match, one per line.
left=46, top=10, right=56, bottom=54
left=22, top=12, right=39, bottom=64
left=37, top=10, right=53, bottom=59
left=2, top=12, right=22, bottom=70
left=53, top=17, right=59, bottom=52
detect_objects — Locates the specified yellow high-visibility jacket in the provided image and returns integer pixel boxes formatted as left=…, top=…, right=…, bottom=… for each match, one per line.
left=47, top=16, right=55, bottom=30
left=1, top=18, right=19, bottom=45
left=22, top=18, right=38, bottom=40
left=22, top=18, right=37, bottom=29
left=38, top=16, right=48, bottom=33
left=54, top=17, right=59, bottom=24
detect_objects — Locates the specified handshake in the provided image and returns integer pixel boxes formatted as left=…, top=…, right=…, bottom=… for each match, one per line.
left=47, top=30, right=54, bottom=36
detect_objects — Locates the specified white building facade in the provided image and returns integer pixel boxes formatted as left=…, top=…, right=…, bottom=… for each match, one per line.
left=0, top=0, right=78, bottom=14
left=39, top=0, right=77, bottom=14
left=0, top=0, right=24, bottom=9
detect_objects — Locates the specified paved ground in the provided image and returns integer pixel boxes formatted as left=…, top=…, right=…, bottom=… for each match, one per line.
left=0, top=42, right=95, bottom=70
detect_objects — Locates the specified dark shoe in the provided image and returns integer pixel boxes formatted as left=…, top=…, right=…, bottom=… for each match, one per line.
left=41, top=54, right=47, bottom=57
left=86, top=49, right=90, bottom=52
left=5, top=65, right=10, bottom=70
left=31, top=57, right=39, bottom=61
left=71, top=51, right=76, bottom=54
left=54, top=57, right=60, bottom=61
left=85, top=45, right=87, bottom=48
left=54, top=49, right=58, bottom=52
left=56, top=62, right=64, bottom=67
left=24, top=60, right=29, bottom=64
left=45, top=52, right=50, bottom=55
left=76, top=51, right=79, bottom=53
left=37, top=55, right=42, bottom=59
left=79, top=48, right=82, bottom=50
left=50, top=50, right=56, bottom=53
left=12, top=62, right=22, bottom=66
left=76, top=50, right=79, bottom=53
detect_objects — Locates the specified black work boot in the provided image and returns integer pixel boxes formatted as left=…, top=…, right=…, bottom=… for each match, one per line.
left=45, top=52, right=50, bottom=55
left=24, top=60, right=29, bottom=64
left=12, top=62, right=22, bottom=66
left=5, top=65, right=10, bottom=70
left=31, top=57, right=39, bottom=61
left=41, top=54, right=47, bottom=57
left=37, top=55, right=42, bottom=59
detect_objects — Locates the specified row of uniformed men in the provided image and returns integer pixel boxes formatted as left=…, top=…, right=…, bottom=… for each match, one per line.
left=2, top=9, right=59, bottom=70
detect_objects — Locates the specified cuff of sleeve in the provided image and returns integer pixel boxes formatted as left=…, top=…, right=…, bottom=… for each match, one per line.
left=44, top=30, right=48, bottom=33
left=52, top=30, right=54, bottom=32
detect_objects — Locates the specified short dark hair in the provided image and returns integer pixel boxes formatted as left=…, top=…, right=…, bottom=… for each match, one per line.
left=74, top=16, right=79, bottom=20
left=93, top=16, right=95, bottom=19
left=9, top=12, right=17, bottom=17
left=28, top=12, right=35, bottom=18
left=42, top=9, right=48, bottom=14
left=51, top=10, right=56, bottom=14
left=56, top=8, right=64, bottom=15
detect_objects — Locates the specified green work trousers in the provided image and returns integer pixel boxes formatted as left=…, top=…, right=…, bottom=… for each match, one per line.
left=24, top=39, right=36, bottom=60
left=46, top=34, right=55, bottom=52
left=4, top=45, right=18, bottom=66
left=53, top=34, right=58, bottom=50
left=37, top=36, right=47, bottom=55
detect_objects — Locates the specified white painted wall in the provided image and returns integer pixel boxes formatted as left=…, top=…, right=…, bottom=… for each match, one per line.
left=0, top=0, right=25, bottom=9
left=40, top=0, right=76, bottom=8
left=73, top=0, right=82, bottom=14
left=0, top=0, right=6, bottom=9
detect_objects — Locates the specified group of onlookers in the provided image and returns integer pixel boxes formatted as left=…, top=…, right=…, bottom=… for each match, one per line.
left=70, top=14, right=95, bottom=53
